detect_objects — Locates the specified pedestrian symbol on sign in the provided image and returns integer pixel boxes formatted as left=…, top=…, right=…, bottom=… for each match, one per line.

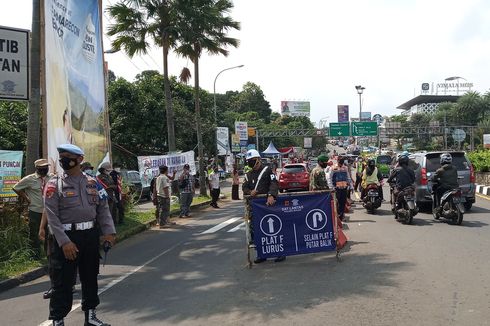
left=260, top=214, right=282, bottom=236
left=305, top=209, right=327, bottom=231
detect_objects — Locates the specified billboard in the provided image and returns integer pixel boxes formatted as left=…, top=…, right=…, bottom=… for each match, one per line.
left=0, top=26, right=29, bottom=101
left=231, top=134, right=240, bottom=153
left=235, top=121, right=248, bottom=141
left=0, top=150, right=23, bottom=202
left=360, top=111, right=372, bottom=121
left=280, top=101, right=310, bottom=117
left=304, top=137, right=312, bottom=149
left=216, top=127, right=229, bottom=156
left=44, top=0, right=109, bottom=174
left=337, top=105, right=349, bottom=122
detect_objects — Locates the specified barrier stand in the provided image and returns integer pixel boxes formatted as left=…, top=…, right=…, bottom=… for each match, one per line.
left=244, top=190, right=343, bottom=268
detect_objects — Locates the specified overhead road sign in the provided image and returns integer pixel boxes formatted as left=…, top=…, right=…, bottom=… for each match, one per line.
left=351, top=122, right=378, bottom=136
left=329, top=122, right=350, bottom=137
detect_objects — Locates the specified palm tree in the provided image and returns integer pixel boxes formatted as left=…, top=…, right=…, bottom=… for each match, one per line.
left=176, top=0, right=240, bottom=196
left=107, top=0, right=178, bottom=152
left=25, top=0, right=42, bottom=174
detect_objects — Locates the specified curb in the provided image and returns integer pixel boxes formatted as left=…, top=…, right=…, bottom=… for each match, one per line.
left=0, top=199, right=214, bottom=294
left=475, top=184, right=490, bottom=197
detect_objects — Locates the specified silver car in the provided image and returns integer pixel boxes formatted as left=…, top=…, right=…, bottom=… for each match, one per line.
left=410, top=151, right=476, bottom=211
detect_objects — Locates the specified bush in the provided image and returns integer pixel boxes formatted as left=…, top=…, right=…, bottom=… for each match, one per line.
left=468, top=150, right=490, bottom=172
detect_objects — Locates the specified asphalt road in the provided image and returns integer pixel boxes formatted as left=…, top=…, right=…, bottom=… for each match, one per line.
left=1, top=188, right=490, bottom=325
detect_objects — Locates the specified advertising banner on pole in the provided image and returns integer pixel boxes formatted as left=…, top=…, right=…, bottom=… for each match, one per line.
left=304, top=137, right=312, bottom=149
left=235, top=121, right=248, bottom=141
left=360, top=111, right=372, bottom=121
left=216, top=127, right=229, bottom=156
left=0, top=26, right=30, bottom=101
left=484, top=134, right=490, bottom=149
left=231, top=134, right=240, bottom=153
left=44, top=0, right=109, bottom=175
left=251, top=192, right=336, bottom=259
left=0, top=150, right=23, bottom=202
left=137, top=151, right=196, bottom=188
left=337, top=105, right=349, bottom=122
left=280, top=101, right=310, bottom=117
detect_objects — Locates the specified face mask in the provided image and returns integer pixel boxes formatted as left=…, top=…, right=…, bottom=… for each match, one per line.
left=59, top=157, right=78, bottom=171
left=114, top=168, right=121, bottom=173
left=36, top=168, right=49, bottom=176
left=85, top=169, right=94, bottom=175
left=247, top=159, right=257, bottom=168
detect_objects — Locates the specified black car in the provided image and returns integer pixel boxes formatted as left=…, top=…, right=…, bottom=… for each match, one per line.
left=120, top=170, right=152, bottom=201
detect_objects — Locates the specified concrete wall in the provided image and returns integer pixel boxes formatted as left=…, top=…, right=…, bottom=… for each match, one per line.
left=475, top=172, right=490, bottom=186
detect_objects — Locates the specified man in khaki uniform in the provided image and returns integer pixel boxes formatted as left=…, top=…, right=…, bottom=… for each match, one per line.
left=309, top=155, right=330, bottom=191
left=13, top=158, right=51, bottom=258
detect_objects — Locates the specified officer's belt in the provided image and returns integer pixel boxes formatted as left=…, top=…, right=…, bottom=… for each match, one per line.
left=63, top=221, right=95, bottom=231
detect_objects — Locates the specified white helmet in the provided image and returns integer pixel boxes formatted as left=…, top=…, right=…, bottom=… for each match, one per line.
left=440, top=153, right=452, bottom=165
left=246, top=149, right=261, bottom=160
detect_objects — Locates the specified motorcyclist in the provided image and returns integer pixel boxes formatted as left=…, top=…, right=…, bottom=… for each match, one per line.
left=361, top=158, right=383, bottom=201
left=431, top=153, right=459, bottom=212
left=387, top=155, right=415, bottom=209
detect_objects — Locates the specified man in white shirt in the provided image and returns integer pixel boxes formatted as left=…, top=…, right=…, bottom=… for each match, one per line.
left=155, top=165, right=175, bottom=228
left=208, top=166, right=221, bottom=208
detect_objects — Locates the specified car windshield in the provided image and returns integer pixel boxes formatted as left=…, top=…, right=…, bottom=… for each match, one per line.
left=426, top=153, right=469, bottom=172
left=376, top=155, right=392, bottom=165
left=128, top=172, right=141, bottom=182
left=283, top=165, right=306, bottom=173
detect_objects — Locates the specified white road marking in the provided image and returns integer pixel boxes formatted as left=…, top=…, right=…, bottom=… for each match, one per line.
left=199, top=217, right=241, bottom=234
left=227, top=222, right=245, bottom=232
left=38, top=240, right=185, bottom=326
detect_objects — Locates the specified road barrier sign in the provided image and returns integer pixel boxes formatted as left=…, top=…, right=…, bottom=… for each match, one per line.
left=351, top=121, right=378, bottom=136
left=329, top=122, right=350, bottom=137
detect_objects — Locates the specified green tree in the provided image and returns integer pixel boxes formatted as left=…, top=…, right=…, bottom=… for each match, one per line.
left=0, top=102, right=28, bottom=150
left=175, top=0, right=240, bottom=195
left=107, top=0, right=179, bottom=152
left=229, top=82, right=272, bottom=123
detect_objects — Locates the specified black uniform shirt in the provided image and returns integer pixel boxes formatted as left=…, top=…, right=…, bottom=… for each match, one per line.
left=242, top=165, right=279, bottom=197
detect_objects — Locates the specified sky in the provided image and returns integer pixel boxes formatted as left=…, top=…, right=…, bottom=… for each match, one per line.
left=3, top=0, right=490, bottom=127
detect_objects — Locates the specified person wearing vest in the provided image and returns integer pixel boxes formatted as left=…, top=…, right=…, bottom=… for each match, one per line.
left=44, top=144, right=115, bottom=326
left=354, top=157, right=365, bottom=192
left=242, top=149, right=282, bottom=264
left=330, top=156, right=353, bottom=221
left=361, top=159, right=384, bottom=201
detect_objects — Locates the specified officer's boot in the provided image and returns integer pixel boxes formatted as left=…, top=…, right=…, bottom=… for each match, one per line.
left=52, top=320, right=64, bottom=326
left=84, top=309, right=111, bottom=326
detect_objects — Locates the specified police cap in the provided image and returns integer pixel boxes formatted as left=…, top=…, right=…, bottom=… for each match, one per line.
left=57, top=144, right=84, bottom=156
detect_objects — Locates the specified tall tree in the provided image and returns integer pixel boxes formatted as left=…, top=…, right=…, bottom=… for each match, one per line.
left=107, top=0, right=179, bottom=152
left=0, top=102, right=28, bottom=150
left=25, top=0, right=41, bottom=174
left=176, top=0, right=240, bottom=196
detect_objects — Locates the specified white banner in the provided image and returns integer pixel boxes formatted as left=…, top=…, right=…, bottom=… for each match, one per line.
left=137, top=151, right=196, bottom=188
left=216, top=127, right=229, bottom=156
left=0, top=25, right=29, bottom=101
left=304, top=137, right=312, bottom=149
left=235, top=121, right=248, bottom=141
left=44, top=0, right=109, bottom=174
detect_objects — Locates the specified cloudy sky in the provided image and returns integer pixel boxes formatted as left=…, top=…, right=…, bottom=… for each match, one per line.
left=3, top=0, right=490, bottom=126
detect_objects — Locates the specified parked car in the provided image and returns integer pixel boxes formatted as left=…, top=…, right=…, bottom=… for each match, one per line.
left=409, top=151, right=475, bottom=211
left=278, top=163, right=310, bottom=192
left=120, top=170, right=152, bottom=201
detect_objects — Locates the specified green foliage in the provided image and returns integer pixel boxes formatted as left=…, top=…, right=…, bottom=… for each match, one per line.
left=468, top=150, right=490, bottom=172
left=0, top=101, right=28, bottom=150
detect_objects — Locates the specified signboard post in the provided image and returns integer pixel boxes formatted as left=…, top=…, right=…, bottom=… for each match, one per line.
left=250, top=192, right=337, bottom=260
left=337, top=105, right=349, bottom=122
left=0, top=26, right=30, bottom=101
left=351, top=122, right=378, bottom=136
left=0, top=150, right=23, bottom=202
left=329, top=122, right=350, bottom=137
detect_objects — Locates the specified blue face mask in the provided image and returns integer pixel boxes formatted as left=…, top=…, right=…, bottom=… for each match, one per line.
left=85, top=169, right=94, bottom=175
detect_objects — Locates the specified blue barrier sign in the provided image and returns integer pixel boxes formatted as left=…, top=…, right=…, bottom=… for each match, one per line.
left=251, top=192, right=336, bottom=259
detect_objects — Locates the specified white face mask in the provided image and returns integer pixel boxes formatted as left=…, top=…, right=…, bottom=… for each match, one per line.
left=114, top=167, right=121, bottom=173
left=85, top=169, right=93, bottom=175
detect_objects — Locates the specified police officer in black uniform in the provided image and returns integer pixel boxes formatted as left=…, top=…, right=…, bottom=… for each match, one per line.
left=242, top=149, right=283, bottom=263
left=44, top=144, right=115, bottom=326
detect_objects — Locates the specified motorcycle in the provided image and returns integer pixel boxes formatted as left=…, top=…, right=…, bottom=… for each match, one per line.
left=362, top=183, right=382, bottom=213
left=431, top=187, right=465, bottom=225
left=390, top=184, right=418, bottom=224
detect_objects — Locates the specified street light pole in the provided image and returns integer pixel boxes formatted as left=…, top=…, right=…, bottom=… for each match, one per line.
left=213, top=64, right=244, bottom=161
left=355, top=85, right=365, bottom=147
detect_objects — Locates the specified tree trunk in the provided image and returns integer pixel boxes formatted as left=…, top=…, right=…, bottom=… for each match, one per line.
left=194, top=57, right=207, bottom=196
left=26, top=0, right=41, bottom=174
left=162, top=37, right=176, bottom=152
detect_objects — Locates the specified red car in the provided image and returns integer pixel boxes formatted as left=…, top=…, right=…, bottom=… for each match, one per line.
left=279, top=163, right=310, bottom=192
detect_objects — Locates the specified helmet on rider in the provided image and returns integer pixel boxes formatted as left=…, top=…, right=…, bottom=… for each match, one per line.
left=440, top=153, right=452, bottom=165
left=398, top=155, right=409, bottom=166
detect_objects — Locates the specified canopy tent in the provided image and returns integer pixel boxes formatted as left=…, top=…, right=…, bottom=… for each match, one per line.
left=261, top=141, right=281, bottom=156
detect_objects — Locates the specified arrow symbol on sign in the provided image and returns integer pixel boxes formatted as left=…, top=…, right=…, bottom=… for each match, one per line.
left=337, top=131, right=342, bottom=135
left=267, top=217, right=275, bottom=233
left=312, top=212, right=323, bottom=228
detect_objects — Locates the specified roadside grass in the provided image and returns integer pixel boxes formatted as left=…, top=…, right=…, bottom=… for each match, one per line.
left=0, top=252, right=46, bottom=281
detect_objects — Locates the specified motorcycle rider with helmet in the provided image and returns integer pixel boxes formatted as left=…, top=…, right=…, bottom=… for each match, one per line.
left=361, top=158, right=384, bottom=201
left=387, top=155, right=415, bottom=210
left=431, top=153, right=459, bottom=213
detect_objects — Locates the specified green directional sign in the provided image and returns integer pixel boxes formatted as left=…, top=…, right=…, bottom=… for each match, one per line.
left=351, top=121, right=378, bottom=136
left=329, top=122, right=350, bottom=137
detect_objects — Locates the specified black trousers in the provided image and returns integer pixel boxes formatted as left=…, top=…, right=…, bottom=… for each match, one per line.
left=211, top=188, right=220, bottom=206
left=28, top=210, right=42, bottom=258
left=49, top=228, right=100, bottom=320
left=231, top=185, right=240, bottom=200
left=336, top=188, right=348, bottom=219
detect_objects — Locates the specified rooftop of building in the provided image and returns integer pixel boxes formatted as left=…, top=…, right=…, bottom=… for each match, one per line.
left=396, top=95, right=461, bottom=110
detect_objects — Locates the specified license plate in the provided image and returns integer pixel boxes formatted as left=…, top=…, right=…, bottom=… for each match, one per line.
left=290, top=182, right=300, bottom=187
